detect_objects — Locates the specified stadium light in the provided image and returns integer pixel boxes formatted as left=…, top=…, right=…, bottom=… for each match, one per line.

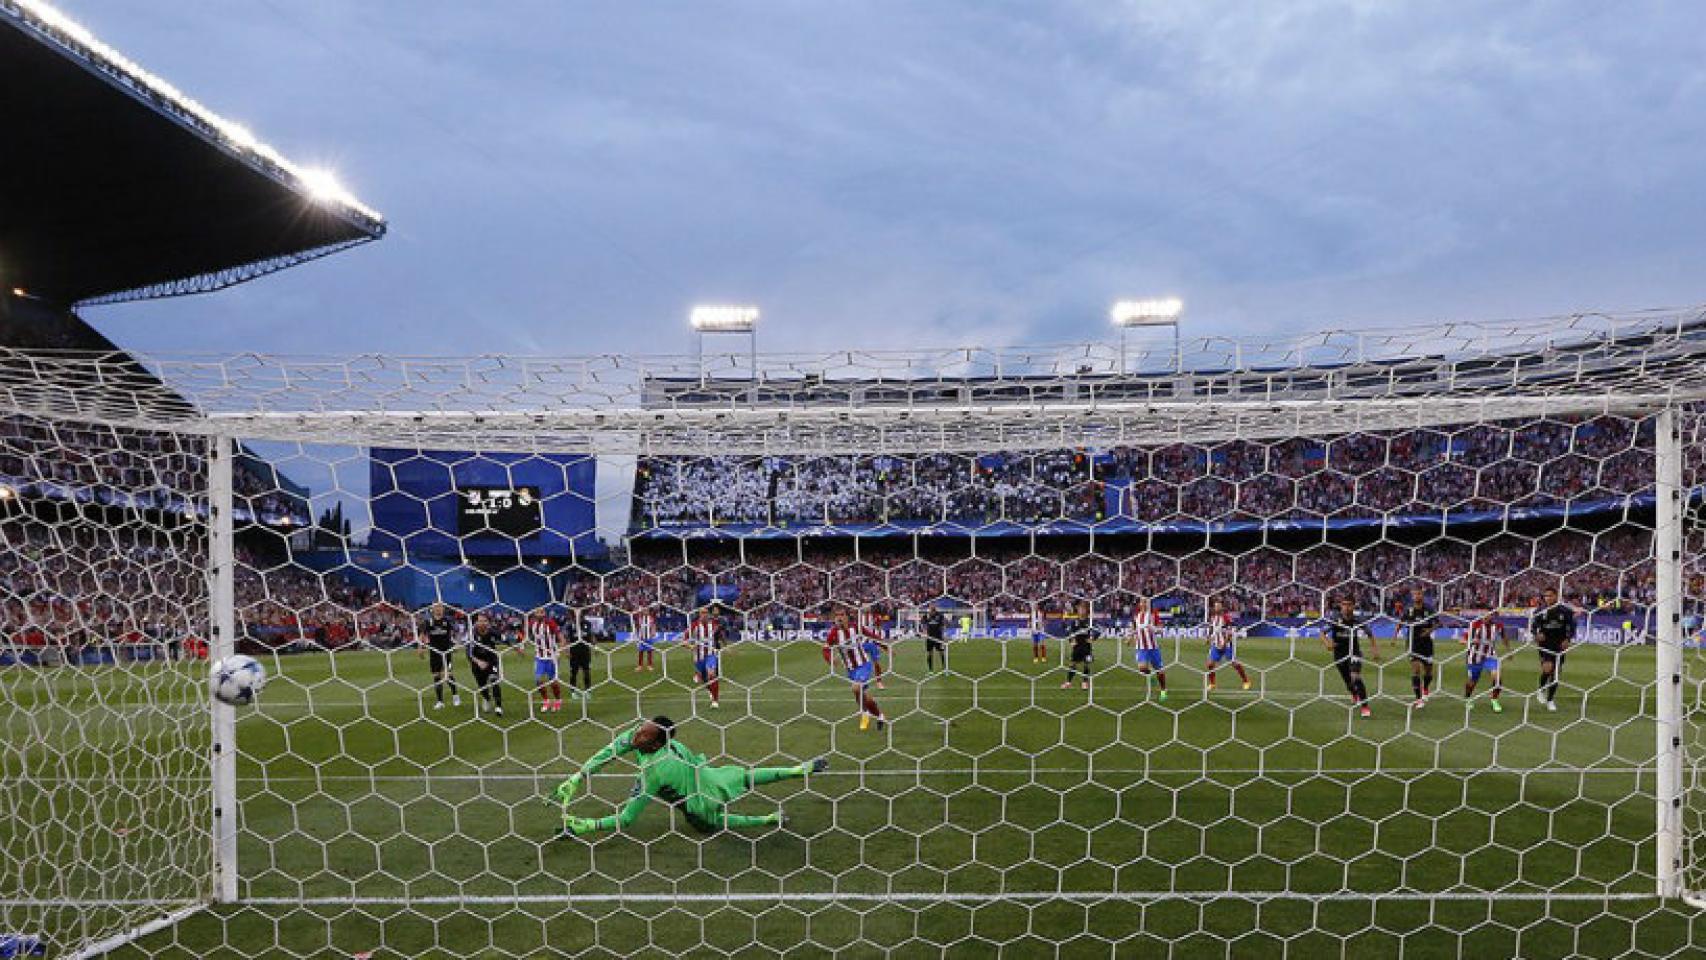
left=689, top=305, right=760, bottom=333
left=299, top=168, right=357, bottom=207
left=690, top=305, right=761, bottom=391
left=1110, top=297, right=1184, bottom=374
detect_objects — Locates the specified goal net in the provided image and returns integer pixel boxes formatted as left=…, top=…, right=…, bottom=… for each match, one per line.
left=3, top=309, right=1706, bottom=957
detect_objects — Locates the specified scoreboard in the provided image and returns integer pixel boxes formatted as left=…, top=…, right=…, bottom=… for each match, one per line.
left=369, top=450, right=599, bottom=559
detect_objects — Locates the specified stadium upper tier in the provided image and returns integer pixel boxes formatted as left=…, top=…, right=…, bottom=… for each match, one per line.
left=0, top=0, right=384, bottom=306
left=628, top=414, right=1669, bottom=539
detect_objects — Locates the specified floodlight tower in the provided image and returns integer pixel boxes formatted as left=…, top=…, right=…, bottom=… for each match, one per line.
left=690, top=304, right=760, bottom=383
left=1110, top=297, right=1183, bottom=374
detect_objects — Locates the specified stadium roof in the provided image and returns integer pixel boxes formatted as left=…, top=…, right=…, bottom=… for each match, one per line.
left=1, top=306, right=1704, bottom=455
left=0, top=0, right=386, bottom=308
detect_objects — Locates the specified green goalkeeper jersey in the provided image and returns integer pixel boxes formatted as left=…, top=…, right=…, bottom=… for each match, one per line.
left=581, top=725, right=747, bottom=806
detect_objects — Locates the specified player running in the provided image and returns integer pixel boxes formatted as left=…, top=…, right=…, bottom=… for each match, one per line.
left=824, top=607, right=886, bottom=731
left=525, top=607, right=564, bottom=712
left=1202, top=598, right=1250, bottom=692
left=1530, top=588, right=1575, bottom=712
left=632, top=605, right=659, bottom=672
left=684, top=606, right=722, bottom=709
left=552, top=716, right=827, bottom=836
left=1061, top=604, right=1098, bottom=690
left=1028, top=603, right=1049, bottom=663
left=859, top=605, right=889, bottom=690
left=1405, top=588, right=1439, bottom=709
left=1130, top=596, right=1167, bottom=702
left=416, top=602, right=462, bottom=711
left=1463, top=609, right=1508, bottom=712
left=921, top=605, right=948, bottom=672
left=1323, top=599, right=1378, bottom=718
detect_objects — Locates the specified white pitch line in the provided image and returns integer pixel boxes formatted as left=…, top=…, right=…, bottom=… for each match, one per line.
left=4, top=767, right=1656, bottom=784
left=3, top=892, right=1664, bottom=909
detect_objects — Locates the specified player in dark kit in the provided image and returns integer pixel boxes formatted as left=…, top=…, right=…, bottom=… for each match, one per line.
left=1060, top=605, right=1099, bottom=690
left=1323, top=599, right=1379, bottom=718
left=567, top=610, right=597, bottom=699
left=1530, top=588, right=1575, bottom=712
left=467, top=612, right=505, bottom=717
left=1405, top=588, right=1439, bottom=709
left=416, top=602, right=462, bottom=711
left=921, top=606, right=948, bottom=671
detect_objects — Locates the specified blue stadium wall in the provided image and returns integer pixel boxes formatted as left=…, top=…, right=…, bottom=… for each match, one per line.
left=368, top=449, right=600, bottom=560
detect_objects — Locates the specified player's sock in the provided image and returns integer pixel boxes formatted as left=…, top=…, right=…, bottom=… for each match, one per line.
left=722, top=812, right=782, bottom=829
left=1205, top=667, right=1216, bottom=688
left=862, top=693, right=883, bottom=720
left=749, top=766, right=807, bottom=786
left=1352, top=679, right=1368, bottom=704
left=708, top=679, right=721, bottom=703
left=1156, top=672, right=1167, bottom=691
left=1424, top=667, right=1434, bottom=694
left=1491, top=686, right=1501, bottom=700
left=1411, top=675, right=1423, bottom=700
left=434, top=679, right=443, bottom=703
left=1233, top=663, right=1249, bottom=684
left=1464, top=682, right=1474, bottom=698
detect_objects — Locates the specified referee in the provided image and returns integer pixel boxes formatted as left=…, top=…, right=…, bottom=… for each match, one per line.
left=1323, top=599, right=1379, bottom=718
left=1530, top=588, right=1575, bottom=712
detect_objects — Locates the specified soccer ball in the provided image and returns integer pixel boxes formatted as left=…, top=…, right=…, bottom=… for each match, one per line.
left=210, top=655, right=266, bottom=706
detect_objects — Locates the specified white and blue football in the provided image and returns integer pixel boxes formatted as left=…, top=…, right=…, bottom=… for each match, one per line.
left=209, top=654, right=267, bottom=706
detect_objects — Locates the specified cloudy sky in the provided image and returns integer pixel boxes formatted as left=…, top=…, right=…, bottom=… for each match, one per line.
left=72, top=0, right=1706, bottom=360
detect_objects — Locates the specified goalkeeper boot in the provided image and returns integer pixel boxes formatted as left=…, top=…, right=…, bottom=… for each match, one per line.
left=809, top=757, right=830, bottom=775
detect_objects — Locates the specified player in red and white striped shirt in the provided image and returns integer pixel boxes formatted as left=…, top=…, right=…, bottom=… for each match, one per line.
left=1462, top=612, right=1508, bottom=712
left=526, top=609, right=565, bottom=712
left=858, top=606, right=889, bottom=690
left=1130, top=597, right=1167, bottom=702
left=631, top=606, right=659, bottom=672
left=1029, top=604, right=1049, bottom=663
left=683, top=607, right=722, bottom=709
left=823, top=607, right=884, bottom=731
left=1202, top=598, right=1250, bottom=692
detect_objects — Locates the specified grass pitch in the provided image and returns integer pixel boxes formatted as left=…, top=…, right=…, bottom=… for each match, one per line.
left=6, top=636, right=1702, bottom=958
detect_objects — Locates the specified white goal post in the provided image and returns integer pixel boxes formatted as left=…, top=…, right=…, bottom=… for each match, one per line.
left=4, top=306, right=1706, bottom=957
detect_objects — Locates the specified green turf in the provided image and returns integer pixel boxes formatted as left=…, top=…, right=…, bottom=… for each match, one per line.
left=5, top=638, right=1703, bottom=957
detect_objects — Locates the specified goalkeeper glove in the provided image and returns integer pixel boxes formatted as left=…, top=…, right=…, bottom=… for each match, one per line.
left=550, top=773, right=584, bottom=807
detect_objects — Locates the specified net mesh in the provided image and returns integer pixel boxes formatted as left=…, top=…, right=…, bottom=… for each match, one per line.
left=3, top=310, right=1706, bottom=957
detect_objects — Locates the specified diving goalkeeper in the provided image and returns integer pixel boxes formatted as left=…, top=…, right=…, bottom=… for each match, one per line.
left=551, top=716, right=827, bottom=836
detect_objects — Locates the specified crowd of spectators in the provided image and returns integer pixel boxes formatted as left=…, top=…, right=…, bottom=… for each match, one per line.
left=633, top=417, right=1662, bottom=529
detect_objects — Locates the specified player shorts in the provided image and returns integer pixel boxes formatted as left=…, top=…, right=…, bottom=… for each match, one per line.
left=534, top=658, right=557, bottom=681
left=863, top=641, right=884, bottom=661
left=925, top=637, right=945, bottom=652
left=637, top=636, right=656, bottom=652
left=1208, top=644, right=1236, bottom=663
left=428, top=648, right=453, bottom=673
left=1538, top=640, right=1567, bottom=663
left=847, top=662, right=875, bottom=685
left=1467, top=657, right=1499, bottom=682
left=1031, top=632, right=1047, bottom=644
left=695, top=655, right=719, bottom=676
left=1071, top=648, right=1093, bottom=664
left=1409, top=637, right=1435, bottom=662
left=1134, top=648, right=1163, bottom=670
left=1333, top=648, right=1363, bottom=671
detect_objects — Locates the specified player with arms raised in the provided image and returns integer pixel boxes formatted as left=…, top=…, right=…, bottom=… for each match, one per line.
left=1202, top=598, right=1250, bottom=693
left=825, top=607, right=886, bottom=731
left=525, top=607, right=564, bottom=712
left=552, top=716, right=826, bottom=836
left=416, top=602, right=461, bottom=711
left=1130, top=596, right=1167, bottom=702
left=684, top=605, right=722, bottom=709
